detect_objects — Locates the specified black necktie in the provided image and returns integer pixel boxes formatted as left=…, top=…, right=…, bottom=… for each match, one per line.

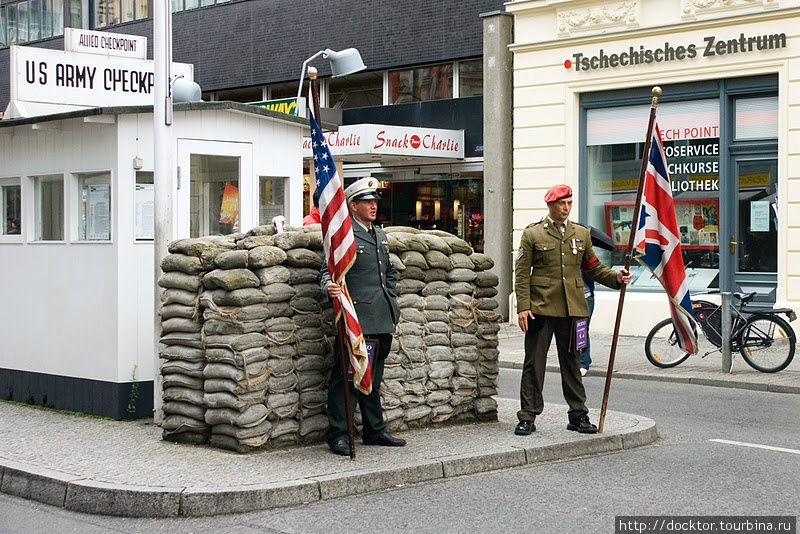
left=368, top=226, right=376, bottom=239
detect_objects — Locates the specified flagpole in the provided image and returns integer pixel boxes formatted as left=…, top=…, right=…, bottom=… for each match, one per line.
left=598, top=86, right=662, bottom=433
left=309, top=73, right=357, bottom=460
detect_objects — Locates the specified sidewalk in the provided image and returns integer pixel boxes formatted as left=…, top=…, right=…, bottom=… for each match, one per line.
left=0, top=398, right=655, bottom=517
left=498, top=323, right=800, bottom=394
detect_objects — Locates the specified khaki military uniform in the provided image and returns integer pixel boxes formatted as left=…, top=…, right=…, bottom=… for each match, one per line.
left=320, top=216, right=399, bottom=445
left=514, top=218, right=619, bottom=423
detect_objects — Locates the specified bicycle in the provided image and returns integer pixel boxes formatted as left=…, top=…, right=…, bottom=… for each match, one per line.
left=644, top=291, right=797, bottom=373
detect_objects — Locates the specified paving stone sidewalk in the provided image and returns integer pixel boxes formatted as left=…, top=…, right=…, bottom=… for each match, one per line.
left=498, top=323, right=800, bottom=394
left=0, top=397, right=656, bottom=518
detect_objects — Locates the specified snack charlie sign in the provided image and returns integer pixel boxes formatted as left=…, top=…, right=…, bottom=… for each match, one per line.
left=5, top=31, right=194, bottom=118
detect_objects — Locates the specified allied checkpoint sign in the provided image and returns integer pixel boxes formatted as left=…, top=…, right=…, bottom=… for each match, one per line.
left=5, top=37, right=194, bottom=118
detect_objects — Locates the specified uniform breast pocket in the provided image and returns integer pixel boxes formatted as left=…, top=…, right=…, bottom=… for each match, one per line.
left=533, top=243, right=556, bottom=265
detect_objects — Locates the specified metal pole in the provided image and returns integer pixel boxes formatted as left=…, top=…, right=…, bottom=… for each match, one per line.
left=598, top=86, right=662, bottom=433
left=310, top=74, right=356, bottom=459
left=721, top=292, right=732, bottom=373
left=153, top=0, right=174, bottom=423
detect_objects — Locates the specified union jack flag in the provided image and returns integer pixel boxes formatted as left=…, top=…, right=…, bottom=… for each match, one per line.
left=633, top=123, right=699, bottom=355
left=309, top=107, right=372, bottom=394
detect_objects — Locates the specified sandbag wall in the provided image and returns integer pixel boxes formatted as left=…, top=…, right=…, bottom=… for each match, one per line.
left=158, top=225, right=500, bottom=452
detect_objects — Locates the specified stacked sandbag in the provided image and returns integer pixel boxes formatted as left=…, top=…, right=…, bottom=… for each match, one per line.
left=158, top=223, right=501, bottom=452
left=159, top=236, right=236, bottom=445
left=383, top=227, right=501, bottom=430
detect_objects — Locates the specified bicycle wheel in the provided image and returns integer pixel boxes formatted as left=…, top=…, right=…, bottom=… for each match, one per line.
left=645, top=318, right=692, bottom=368
left=737, top=314, right=796, bottom=373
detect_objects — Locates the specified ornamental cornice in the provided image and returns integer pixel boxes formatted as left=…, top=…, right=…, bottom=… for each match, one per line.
left=557, top=1, right=640, bottom=36
left=681, top=0, right=779, bottom=19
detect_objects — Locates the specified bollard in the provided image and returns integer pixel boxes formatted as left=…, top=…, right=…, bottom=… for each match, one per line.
left=721, top=292, right=732, bottom=373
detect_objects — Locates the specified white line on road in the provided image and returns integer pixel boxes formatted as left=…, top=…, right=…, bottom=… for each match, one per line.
left=710, top=438, right=800, bottom=455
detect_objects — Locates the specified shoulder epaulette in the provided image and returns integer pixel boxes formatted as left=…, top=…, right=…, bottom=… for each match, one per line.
left=572, top=221, right=587, bottom=229
left=526, top=219, right=544, bottom=229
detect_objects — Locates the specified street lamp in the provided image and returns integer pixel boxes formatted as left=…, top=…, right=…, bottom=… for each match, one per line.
left=295, top=48, right=367, bottom=113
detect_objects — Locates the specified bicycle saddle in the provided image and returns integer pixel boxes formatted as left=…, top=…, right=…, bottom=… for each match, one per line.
left=733, top=291, right=758, bottom=303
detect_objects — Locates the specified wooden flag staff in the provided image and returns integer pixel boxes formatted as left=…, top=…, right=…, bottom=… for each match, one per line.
left=309, top=73, right=357, bottom=460
left=598, top=86, right=662, bottom=433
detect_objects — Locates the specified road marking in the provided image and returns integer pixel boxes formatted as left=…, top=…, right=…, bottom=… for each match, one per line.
left=710, top=438, right=800, bottom=455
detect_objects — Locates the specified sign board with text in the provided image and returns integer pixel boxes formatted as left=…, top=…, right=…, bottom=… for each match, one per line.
left=302, top=124, right=464, bottom=159
left=64, top=28, right=147, bottom=59
left=7, top=45, right=193, bottom=115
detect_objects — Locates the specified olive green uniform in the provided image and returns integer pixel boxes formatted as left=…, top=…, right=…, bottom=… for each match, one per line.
left=514, top=218, right=619, bottom=423
left=320, top=217, right=399, bottom=444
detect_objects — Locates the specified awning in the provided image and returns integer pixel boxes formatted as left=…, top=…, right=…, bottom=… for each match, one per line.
left=303, top=123, right=464, bottom=163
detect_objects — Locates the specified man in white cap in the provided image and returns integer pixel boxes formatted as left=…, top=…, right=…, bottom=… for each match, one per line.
left=320, top=177, right=405, bottom=456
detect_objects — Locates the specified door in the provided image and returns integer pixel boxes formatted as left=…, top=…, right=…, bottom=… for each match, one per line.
left=726, top=155, right=778, bottom=305
left=176, top=140, right=253, bottom=238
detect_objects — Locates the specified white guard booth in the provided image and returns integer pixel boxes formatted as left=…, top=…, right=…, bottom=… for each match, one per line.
left=0, top=101, right=306, bottom=418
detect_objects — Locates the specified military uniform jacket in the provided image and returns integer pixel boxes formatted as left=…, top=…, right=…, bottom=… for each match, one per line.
left=320, top=216, right=400, bottom=335
left=514, top=219, right=619, bottom=318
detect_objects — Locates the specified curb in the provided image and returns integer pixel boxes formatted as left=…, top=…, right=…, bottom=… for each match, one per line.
left=0, top=416, right=658, bottom=518
left=497, top=361, right=800, bottom=395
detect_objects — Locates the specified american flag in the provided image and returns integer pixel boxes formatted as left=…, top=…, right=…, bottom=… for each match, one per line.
left=309, top=107, right=372, bottom=394
left=633, top=123, right=699, bottom=354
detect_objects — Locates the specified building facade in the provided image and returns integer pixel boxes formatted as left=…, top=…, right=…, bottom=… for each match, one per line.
left=507, top=0, right=800, bottom=335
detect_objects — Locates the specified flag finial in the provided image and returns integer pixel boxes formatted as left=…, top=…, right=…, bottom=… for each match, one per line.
left=651, top=86, right=662, bottom=107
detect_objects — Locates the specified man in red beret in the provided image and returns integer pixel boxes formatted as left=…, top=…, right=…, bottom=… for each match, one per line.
left=513, top=184, right=632, bottom=435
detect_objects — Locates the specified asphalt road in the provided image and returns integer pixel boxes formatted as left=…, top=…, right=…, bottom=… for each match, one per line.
left=1, top=370, right=798, bottom=534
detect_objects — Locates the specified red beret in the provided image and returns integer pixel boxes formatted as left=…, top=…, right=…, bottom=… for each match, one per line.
left=543, top=184, right=572, bottom=203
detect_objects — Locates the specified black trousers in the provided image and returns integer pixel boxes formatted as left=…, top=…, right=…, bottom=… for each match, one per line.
left=326, top=333, right=392, bottom=445
left=517, top=315, right=588, bottom=423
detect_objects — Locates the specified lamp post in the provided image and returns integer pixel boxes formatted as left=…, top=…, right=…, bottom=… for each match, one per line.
left=294, top=48, right=366, bottom=116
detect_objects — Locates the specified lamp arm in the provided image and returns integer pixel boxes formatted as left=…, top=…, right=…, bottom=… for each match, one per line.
left=295, top=49, right=328, bottom=105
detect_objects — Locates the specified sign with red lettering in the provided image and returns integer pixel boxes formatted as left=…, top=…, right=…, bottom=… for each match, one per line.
left=302, top=124, right=464, bottom=159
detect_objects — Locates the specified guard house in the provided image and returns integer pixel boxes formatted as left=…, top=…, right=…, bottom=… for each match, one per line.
left=0, top=33, right=306, bottom=418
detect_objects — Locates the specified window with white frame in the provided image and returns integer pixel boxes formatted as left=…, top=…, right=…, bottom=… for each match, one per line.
left=135, top=171, right=153, bottom=240
left=93, top=0, right=146, bottom=28
left=1, top=178, right=22, bottom=236
left=76, top=171, right=111, bottom=240
left=259, top=176, right=287, bottom=226
left=33, top=174, right=64, bottom=241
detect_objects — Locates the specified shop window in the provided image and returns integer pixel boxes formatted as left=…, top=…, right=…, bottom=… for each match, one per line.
left=17, top=0, right=28, bottom=43
left=458, top=59, right=482, bottom=98
left=33, top=174, right=64, bottom=241
left=0, top=7, right=6, bottom=46
left=215, top=86, right=263, bottom=103
left=134, top=171, right=153, bottom=240
left=268, top=82, right=298, bottom=100
left=585, top=99, right=720, bottom=291
left=362, top=169, right=484, bottom=252
left=258, top=176, right=287, bottom=225
left=389, top=63, right=453, bottom=105
left=68, top=0, right=80, bottom=30
left=94, top=0, right=145, bottom=27
left=75, top=172, right=111, bottom=240
left=6, top=3, right=17, bottom=45
left=735, top=96, right=778, bottom=140
left=1, top=179, right=22, bottom=237
left=1, top=0, right=64, bottom=45
left=328, top=71, right=383, bottom=109
left=189, top=154, right=239, bottom=237
left=172, top=0, right=227, bottom=12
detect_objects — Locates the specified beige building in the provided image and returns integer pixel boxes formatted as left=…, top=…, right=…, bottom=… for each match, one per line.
left=506, top=0, right=800, bottom=334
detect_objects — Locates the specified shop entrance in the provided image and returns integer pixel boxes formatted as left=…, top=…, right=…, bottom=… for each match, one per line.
left=725, top=155, right=778, bottom=304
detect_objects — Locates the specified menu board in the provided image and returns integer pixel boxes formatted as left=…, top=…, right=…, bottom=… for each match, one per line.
left=605, top=199, right=720, bottom=250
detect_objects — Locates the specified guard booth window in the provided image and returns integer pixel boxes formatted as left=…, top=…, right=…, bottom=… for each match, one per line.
left=189, top=154, right=240, bottom=237
left=1, top=179, right=22, bottom=236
